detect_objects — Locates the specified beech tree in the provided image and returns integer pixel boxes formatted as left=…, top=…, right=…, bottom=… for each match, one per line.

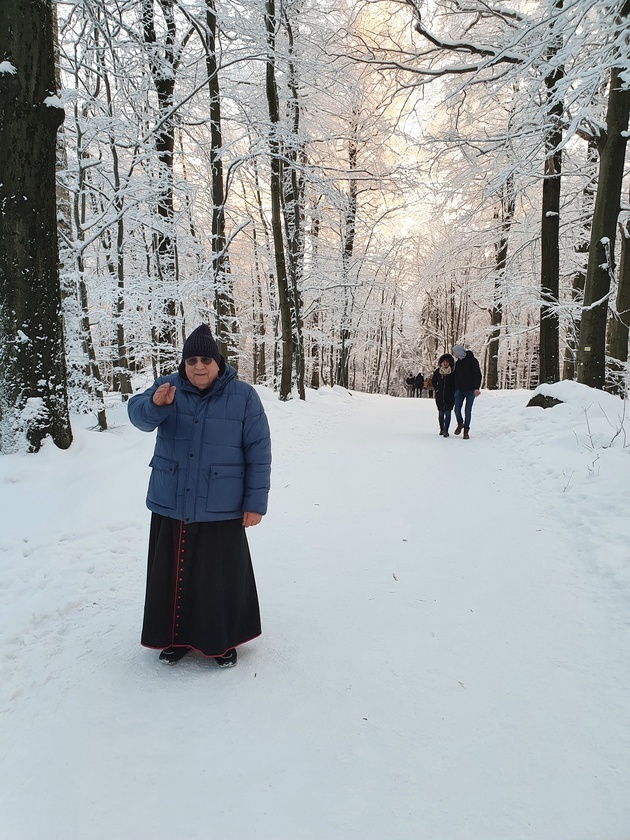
left=264, top=0, right=295, bottom=399
left=607, top=208, right=630, bottom=393
left=0, top=0, right=73, bottom=452
left=576, top=0, right=630, bottom=389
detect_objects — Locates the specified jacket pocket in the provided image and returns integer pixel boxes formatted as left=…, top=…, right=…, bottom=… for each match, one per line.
left=147, top=455, right=179, bottom=509
left=206, top=464, right=245, bottom=513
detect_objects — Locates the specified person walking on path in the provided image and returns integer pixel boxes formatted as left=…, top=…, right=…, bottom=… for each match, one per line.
left=452, top=344, right=482, bottom=439
left=432, top=353, right=456, bottom=436
left=127, top=324, right=272, bottom=667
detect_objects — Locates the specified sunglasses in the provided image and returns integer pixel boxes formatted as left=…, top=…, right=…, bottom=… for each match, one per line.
left=185, top=357, right=215, bottom=366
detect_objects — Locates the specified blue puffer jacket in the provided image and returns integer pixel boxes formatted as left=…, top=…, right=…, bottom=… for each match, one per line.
left=127, top=364, right=271, bottom=523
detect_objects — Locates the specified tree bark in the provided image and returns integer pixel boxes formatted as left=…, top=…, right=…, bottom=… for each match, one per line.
left=264, top=0, right=293, bottom=400
left=337, top=125, right=358, bottom=389
left=142, top=0, right=180, bottom=372
left=0, top=0, right=73, bottom=452
left=205, top=0, right=238, bottom=367
left=577, top=7, right=630, bottom=389
left=486, top=176, right=515, bottom=390
left=539, top=28, right=564, bottom=385
left=563, top=140, right=596, bottom=380
left=100, top=50, right=132, bottom=400
left=281, top=9, right=305, bottom=399
left=606, top=215, right=630, bottom=393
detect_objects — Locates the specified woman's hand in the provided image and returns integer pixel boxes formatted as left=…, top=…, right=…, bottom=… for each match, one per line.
left=152, top=383, right=176, bottom=406
left=242, top=512, right=263, bottom=528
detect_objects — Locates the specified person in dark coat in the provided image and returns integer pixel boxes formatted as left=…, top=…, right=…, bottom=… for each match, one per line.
left=127, top=324, right=272, bottom=667
left=452, top=344, right=482, bottom=439
left=405, top=374, right=416, bottom=397
left=414, top=372, right=425, bottom=398
left=432, top=353, right=456, bottom=436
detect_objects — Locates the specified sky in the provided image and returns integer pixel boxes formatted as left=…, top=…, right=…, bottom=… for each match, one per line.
left=1, top=379, right=629, bottom=840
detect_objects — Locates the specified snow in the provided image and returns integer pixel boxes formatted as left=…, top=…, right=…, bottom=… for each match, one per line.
left=1, top=382, right=630, bottom=839
left=0, top=61, right=17, bottom=75
left=43, top=95, right=64, bottom=109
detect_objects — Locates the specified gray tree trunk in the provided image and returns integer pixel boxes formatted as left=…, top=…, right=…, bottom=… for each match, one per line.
left=486, top=177, right=515, bottom=390
left=264, top=0, right=293, bottom=400
left=205, top=0, right=238, bottom=367
left=577, top=6, right=630, bottom=389
left=337, top=126, right=358, bottom=389
left=606, top=215, right=630, bottom=393
left=142, top=0, right=181, bottom=373
left=562, top=140, right=597, bottom=380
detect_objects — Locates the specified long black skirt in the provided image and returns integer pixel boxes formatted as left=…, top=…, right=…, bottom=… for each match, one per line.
left=141, top=514, right=261, bottom=657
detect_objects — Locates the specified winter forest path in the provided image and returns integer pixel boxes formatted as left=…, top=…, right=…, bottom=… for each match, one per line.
left=1, top=388, right=629, bottom=840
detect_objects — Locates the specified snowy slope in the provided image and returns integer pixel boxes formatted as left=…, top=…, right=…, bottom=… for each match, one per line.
left=1, top=383, right=629, bottom=840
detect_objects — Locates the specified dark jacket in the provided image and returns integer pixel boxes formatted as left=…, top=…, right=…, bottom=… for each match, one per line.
left=453, top=351, right=482, bottom=391
left=432, top=354, right=456, bottom=409
left=128, top=364, right=271, bottom=523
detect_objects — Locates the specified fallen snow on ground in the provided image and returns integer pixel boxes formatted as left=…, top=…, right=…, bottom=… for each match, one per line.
left=1, top=382, right=629, bottom=840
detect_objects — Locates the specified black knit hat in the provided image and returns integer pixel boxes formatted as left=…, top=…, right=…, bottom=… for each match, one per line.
left=181, top=324, right=222, bottom=366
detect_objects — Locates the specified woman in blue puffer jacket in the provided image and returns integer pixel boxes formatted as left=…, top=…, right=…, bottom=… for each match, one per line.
left=128, top=324, right=271, bottom=667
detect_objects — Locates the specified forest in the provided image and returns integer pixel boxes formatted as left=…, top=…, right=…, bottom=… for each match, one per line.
left=0, top=0, right=629, bottom=452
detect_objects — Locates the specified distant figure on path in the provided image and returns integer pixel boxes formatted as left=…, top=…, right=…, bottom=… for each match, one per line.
left=432, top=353, right=456, bottom=436
left=405, top=374, right=417, bottom=397
left=127, top=324, right=272, bottom=667
left=415, top=372, right=425, bottom=398
left=452, top=344, right=482, bottom=439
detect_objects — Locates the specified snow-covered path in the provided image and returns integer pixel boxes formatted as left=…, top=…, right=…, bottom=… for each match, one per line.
left=1, top=387, right=629, bottom=839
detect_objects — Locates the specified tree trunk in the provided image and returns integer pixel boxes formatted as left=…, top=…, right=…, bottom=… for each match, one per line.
left=337, top=127, right=358, bottom=388
left=142, top=0, right=180, bottom=372
left=281, top=9, right=306, bottom=399
left=99, top=49, right=133, bottom=400
left=486, top=176, right=515, bottom=390
left=562, top=140, right=596, bottom=380
left=606, top=215, right=630, bottom=393
left=0, top=0, right=73, bottom=452
left=264, top=0, right=293, bottom=400
left=538, top=2, right=564, bottom=385
left=205, top=0, right=238, bottom=367
left=309, top=211, right=321, bottom=389
left=577, top=14, right=630, bottom=389
left=251, top=231, right=267, bottom=385
left=66, top=56, right=108, bottom=431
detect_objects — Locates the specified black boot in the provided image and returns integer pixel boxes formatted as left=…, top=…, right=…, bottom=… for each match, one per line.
left=216, top=648, right=237, bottom=668
left=159, top=646, right=191, bottom=664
